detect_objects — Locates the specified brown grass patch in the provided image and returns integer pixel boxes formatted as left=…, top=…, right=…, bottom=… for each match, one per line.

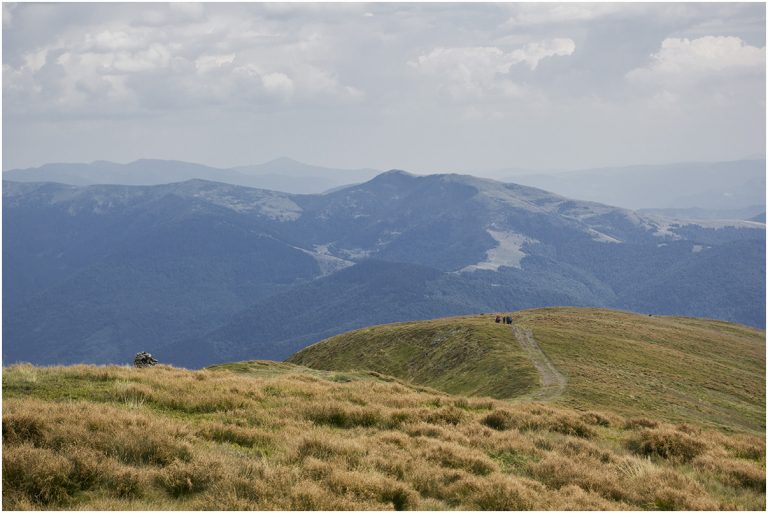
left=627, top=427, right=708, bottom=462
left=2, top=363, right=764, bottom=510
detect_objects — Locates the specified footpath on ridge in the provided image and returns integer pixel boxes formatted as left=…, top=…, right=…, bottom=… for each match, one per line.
left=510, top=325, right=567, bottom=401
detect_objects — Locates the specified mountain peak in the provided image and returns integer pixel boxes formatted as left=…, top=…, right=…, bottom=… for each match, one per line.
left=263, top=156, right=304, bottom=166
left=372, top=169, right=416, bottom=180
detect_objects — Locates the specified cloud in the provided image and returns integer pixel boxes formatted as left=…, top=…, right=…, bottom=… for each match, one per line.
left=409, top=39, right=575, bottom=99
left=3, top=7, right=364, bottom=117
left=510, top=38, right=576, bottom=69
left=261, top=71, right=295, bottom=99
left=505, top=3, right=626, bottom=26
left=626, top=36, right=765, bottom=87
left=195, top=53, right=236, bottom=74
left=3, top=2, right=765, bottom=172
left=3, top=2, right=17, bottom=27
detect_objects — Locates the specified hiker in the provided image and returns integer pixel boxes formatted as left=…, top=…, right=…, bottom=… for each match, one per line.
left=495, top=315, right=501, bottom=323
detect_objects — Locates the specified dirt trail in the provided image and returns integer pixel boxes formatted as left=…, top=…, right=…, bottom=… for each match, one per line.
left=510, top=325, right=567, bottom=401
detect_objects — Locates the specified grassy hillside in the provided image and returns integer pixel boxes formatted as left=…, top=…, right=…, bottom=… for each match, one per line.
left=3, top=363, right=765, bottom=510
left=288, top=316, right=540, bottom=399
left=514, top=308, right=765, bottom=433
left=289, top=308, right=765, bottom=433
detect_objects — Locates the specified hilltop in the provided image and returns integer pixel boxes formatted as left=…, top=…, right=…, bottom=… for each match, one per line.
left=289, top=308, right=765, bottom=433
left=290, top=316, right=542, bottom=400
left=3, top=361, right=765, bottom=510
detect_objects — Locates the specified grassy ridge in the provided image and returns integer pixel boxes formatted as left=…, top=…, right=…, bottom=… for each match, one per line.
left=513, top=308, right=765, bottom=433
left=288, top=316, right=540, bottom=399
left=288, top=308, right=765, bottom=433
left=3, top=363, right=765, bottom=510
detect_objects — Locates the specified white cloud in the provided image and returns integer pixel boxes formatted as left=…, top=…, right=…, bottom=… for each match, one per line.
left=509, top=38, right=576, bottom=70
left=195, top=53, right=236, bottom=73
left=409, top=39, right=575, bottom=99
left=3, top=2, right=764, bottom=171
left=627, top=36, right=765, bottom=86
left=261, top=72, right=294, bottom=99
left=3, top=9, right=364, bottom=117
left=505, top=3, right=626, bottom=26
left=3, top=2, right=17, bottom=28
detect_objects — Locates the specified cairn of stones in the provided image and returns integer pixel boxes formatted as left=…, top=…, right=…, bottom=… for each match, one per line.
left=134, top=351, right=158, bottom=368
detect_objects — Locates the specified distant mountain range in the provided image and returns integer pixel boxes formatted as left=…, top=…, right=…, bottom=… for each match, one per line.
left=3, top=171, right=765, bottom=367
left=6, top=157, right=765, bottom=213
left=3, top=157, right=380, bottom=195
left=503, top=159, right=766, bottom=212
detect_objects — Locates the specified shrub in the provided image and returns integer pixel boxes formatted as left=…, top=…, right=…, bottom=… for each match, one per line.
left=675, top=423, right=701, bottom=435
left=634, top=470, right=719, bottom=510
left=100, top=466, right=144, bottom=499
left=623, top=417, right=658, bottom=430
left=2, top=444, right=75, bottom=506
left=380, top=483, right=419, bottom=510
left=67, top=446, right=104, bottom=489
left=103, top=428, right=192, bottom=466
left=423, top=441, right=497, bottom=476
left=627, top=428, right=707, bottom=462
left=294, top=436, right=364, bottom=467
left=2, top=412, right=45, bottom=446
left=289, top=480, right=356, bottom=510
left=304, top=404, right=382, bottom=429
left=529, top=453, right=622, bottom=499
left=156, top=460, right=217, bottom=497
left=548, top=416, right=596, bottom=439
left=579, top=411, right=612, bottom=427
left=197, top=423, right=274, bottom=452
left=722, top=434, right=765, bottom=461
left=425, top=406, right=466, bottom=426
left=481, top=409, right=595, bottom=438
left=693, top=455, right=766, bottom=491
left=112, top=382, right=152, bottom=408
left=470, top=475, right=541, bottom=510
left=553, top=484, right=625, bottom=510
left=481, top=410, right=515, bottom=431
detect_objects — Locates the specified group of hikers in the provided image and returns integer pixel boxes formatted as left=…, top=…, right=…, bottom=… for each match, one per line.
left=495, top=315, right=513, bottom=325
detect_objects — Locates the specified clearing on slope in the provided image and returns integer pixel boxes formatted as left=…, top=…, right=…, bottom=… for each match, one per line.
left=288, top=308, right=765, bottom=433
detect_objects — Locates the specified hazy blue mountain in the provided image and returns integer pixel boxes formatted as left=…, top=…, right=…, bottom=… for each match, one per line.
left=3, top=158, right=380, bottom=194
left=170, top=258, right=619, bottom=368
left=638, top=205, right=765, bottom=221
left=2, top=159, right=242, bottom=187
left=4, top=171, right=764, bottom=367
left=506, top=159, right=766, bottom=210
left=233, top=157, right=379, bottom=187
left=750, top=212, right=766, bottom=223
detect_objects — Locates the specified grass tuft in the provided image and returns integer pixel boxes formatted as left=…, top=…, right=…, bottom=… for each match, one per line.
left=627, top=428, right=708, bottom=462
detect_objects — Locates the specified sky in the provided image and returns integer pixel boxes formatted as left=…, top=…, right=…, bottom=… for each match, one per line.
left=2, top=2, right=766, bottom=173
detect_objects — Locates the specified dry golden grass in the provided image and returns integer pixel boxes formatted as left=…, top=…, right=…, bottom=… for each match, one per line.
left=3, top=362, right=765, bottom=510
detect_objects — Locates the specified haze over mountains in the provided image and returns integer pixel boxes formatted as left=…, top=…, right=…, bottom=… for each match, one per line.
left=5, top=157, right=765, bottom=216
left=500, top=158, right=766, bottom=215
left=4, top=170, right=764, bottom=368
left=3, top=158, right=380, bottom=195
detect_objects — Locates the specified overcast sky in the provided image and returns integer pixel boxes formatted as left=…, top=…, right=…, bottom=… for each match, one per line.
left=3, top=2, right=766, bottom=173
